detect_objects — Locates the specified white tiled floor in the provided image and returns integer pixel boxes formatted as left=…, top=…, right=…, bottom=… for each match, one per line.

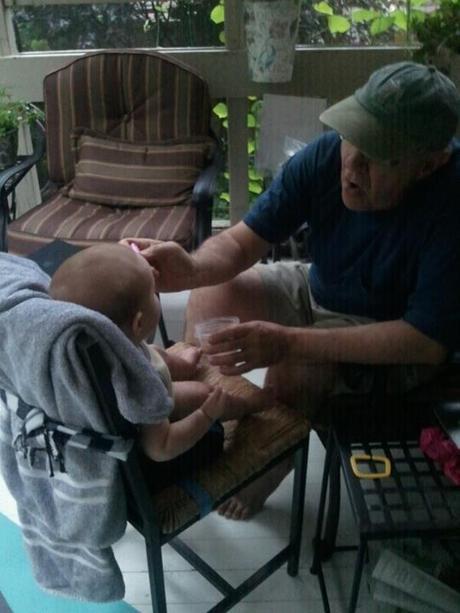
left=0, top=290, right=372, bottom=612
left=109, top=433, right=372, bottom=613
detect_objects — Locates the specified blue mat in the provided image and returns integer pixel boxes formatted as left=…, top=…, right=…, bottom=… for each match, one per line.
left=0, top=513, right=136, bottom=613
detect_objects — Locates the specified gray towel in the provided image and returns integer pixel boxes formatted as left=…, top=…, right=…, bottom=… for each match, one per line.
left=0, top=253, right=173, bottom=602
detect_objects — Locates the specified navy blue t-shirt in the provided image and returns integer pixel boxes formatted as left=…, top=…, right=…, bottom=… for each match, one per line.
left=244, top=131, right=460, bottom=351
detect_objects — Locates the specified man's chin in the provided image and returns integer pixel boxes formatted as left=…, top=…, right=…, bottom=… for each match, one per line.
left=341, top=188, right=371, bottom=211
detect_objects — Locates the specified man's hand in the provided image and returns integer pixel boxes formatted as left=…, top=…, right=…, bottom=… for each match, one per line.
left=120, top=238, right=196, bottom=292
left=204, top=321, right=291, bottom=375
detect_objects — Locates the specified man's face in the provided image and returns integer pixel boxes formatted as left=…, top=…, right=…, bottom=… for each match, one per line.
left=340, top=139, right=426, bottom=212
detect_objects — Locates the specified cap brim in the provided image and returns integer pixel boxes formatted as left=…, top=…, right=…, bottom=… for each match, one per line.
left=320, top=96, right=416, bottom=161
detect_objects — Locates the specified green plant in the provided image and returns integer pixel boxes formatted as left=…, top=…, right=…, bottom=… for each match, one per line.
left=0, top=88, right=44, bottom=138
left=310, top=0, right=430, bottom=44
left=210, top=0, right=225, bottom=44
left=212, top=97, right=265, bottom=219
left=413, top=0, right=460, bottom=64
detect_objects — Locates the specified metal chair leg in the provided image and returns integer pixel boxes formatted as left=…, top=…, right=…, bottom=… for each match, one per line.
left=348, top=539, right=367, bottom=613
left=156, top=291, right=175, bottom=348
left=316, top=562, right=331, bottom=613
left=311, top=428, right=333, bottom=574
left=310, top=428, right=334, bottom=612
left=321, top=445, right=341, bottom=561
left=287, top=437, right=309, bottom=576
left=158, top=311, right=174, bottom=348
left=144, top=531, right=168, bottom=613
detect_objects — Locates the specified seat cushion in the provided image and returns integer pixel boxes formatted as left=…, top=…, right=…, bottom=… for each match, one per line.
left=7, top=191, right=195, bottom=255
left=68, top=131, right=213, bottom=208
left=153, top=343, right=311, bottom=534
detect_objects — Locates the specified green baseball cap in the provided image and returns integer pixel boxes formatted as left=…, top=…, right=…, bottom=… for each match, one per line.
left=319, top=61, right=460, bottom=161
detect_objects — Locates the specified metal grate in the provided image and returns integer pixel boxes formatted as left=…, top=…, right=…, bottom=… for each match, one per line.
left=337, top=436, right=460, bottom=539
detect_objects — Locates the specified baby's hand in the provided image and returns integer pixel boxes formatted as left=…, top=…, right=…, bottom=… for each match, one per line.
left=199, top=387, right=230, bottom=422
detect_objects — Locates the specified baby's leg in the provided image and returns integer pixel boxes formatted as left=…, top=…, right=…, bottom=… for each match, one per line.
left=171, top=381, right=213, bottom=420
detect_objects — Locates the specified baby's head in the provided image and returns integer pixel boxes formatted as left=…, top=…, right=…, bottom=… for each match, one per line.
left=49, top=243, right=160, bottom=343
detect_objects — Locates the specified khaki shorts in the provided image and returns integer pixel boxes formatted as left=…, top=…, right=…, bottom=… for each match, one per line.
left=254, top=261, right=441, bottom=395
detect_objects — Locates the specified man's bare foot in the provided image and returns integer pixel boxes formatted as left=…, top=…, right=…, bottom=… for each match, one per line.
left=217, top=458, right=292, bottom=520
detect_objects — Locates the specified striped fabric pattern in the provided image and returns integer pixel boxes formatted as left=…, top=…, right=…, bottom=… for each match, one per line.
left=9, top=51, right=211, bottom=256
left=7, top=191, right=196, bottom=255
left=2, top=390, right=133, bottom=469
left=44, top=51, right=211, bottom=185
left=68, top=131, right=212, bottom=207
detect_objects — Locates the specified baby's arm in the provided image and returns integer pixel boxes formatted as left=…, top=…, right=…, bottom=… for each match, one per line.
left=141, top=388, right=226, bottom=462
left=170, top=380, right=275, bottom=422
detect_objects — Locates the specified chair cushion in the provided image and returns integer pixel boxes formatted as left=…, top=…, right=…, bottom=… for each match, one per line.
left=44, top=51, right=211, bottom=184
left=67, top=130, right=213, bottom=208
left=153, top=343, right=311, bottom=534
left=7, top=191, right=196, bottom=256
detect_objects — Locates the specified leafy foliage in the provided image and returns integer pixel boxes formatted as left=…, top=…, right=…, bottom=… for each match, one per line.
left=212, top=97, right=264, bottom=217
left=13, top=1, right=223, bottom=51
left=0, top=88, right=44, bottom=138
left=13, top=1, right=435, bottom=52
left=413, top=0, right=460, bottom=60
left=304, top=1, right=431, bottom=45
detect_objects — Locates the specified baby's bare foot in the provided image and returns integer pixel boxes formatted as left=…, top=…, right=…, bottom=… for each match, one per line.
left=250, top=385, right=276, bottom=410
left=218, top=386, right=275, bottom=421
left=179, top=345, right=202, bottom=367
left=167, top=345, right=202, bottom=379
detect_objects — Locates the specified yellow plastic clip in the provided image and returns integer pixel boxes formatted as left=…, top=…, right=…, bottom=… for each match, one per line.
left=350, top=454, right=391, bottom=479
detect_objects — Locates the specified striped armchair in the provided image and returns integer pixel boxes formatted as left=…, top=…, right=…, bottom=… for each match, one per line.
left=7, top=50, right=221, bottom=256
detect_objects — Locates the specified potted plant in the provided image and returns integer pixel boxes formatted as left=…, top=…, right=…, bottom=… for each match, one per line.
left=413, top=0, right=460, bottom=86
left=244, top=0, right=301, bottom=83
left=0, top=88, right=44, bottom=170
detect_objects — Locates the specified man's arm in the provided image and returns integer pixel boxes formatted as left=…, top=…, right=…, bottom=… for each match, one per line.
left=192, top=221, right=271, bottom=287
left=205, top=319, right=447, bottom=375
left=122, top=222, right=270, bottom=292
left=287, top=319, right=447, bottom=365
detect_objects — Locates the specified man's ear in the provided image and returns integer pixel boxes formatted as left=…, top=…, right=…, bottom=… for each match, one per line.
left=417, top=149, right=451, bottom=180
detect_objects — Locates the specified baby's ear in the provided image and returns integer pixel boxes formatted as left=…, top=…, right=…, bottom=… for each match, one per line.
left=131, top=310, right=144, bottom=341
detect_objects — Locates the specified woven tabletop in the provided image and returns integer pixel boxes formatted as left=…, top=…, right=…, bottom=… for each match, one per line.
left=152, top=343, right=311, bottom=534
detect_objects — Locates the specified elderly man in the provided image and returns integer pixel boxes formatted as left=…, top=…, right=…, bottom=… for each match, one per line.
left=125, top=61, right=460, bottom=518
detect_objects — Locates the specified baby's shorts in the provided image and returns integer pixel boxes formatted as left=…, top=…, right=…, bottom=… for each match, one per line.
left=140, top=421, right=224, bottom=493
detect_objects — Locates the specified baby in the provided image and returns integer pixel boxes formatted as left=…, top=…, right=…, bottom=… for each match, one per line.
left=49, top=243, right=272, bottom=464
